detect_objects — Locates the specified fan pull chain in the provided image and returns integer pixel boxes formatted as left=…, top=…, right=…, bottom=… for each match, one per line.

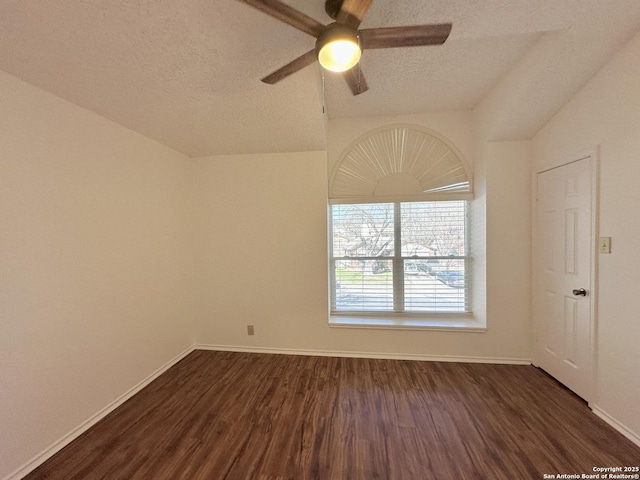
left=357, top=34, right=362, bottom=93
left=322, top=70, right=326, bottom=114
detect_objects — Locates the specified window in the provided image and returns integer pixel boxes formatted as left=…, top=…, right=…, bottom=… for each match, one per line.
left=330, top=200, right=470, bottom=315
left=327, top=124, right=477, bottom=328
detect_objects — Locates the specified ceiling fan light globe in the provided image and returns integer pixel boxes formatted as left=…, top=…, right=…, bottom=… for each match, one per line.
left=315, top=22, right=361, bottom=72
left=318, top=40, right=361, bottom=72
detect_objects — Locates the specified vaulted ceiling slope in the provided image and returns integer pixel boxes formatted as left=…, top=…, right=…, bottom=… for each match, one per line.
left=1, top=1, right=639, bottom=157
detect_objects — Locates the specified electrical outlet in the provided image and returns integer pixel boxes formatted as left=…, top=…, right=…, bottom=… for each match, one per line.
left=247, top=325, right=255, bottom=336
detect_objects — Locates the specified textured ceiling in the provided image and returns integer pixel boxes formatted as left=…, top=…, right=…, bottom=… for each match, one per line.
left=0, top=0, right=639, bottom=157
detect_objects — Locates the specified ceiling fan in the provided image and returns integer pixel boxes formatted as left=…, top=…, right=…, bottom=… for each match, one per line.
left=238, top=0, right=452, bottom=95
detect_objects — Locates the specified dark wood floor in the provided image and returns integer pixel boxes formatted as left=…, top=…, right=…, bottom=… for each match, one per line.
left=26, top=350, right=639, bottom=480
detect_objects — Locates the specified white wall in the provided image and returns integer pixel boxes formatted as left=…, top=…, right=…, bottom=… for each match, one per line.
left=0, top=71, right=196, bottom=479
left=483, top=141, right=532, bottom=351
left=473, top=94, right=534, bottom=376
left=193, top=112, right=531, bottom=362
left=193, top=151, right=331, bottom=350
left=532, top=30, right=640, bottom=440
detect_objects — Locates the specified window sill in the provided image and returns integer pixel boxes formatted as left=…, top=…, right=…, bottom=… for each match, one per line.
left=329, top=314, right=486, bottom=332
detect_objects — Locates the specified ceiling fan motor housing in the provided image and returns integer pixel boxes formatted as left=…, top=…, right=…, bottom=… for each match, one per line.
left=324, top=0, right=343, bottom=19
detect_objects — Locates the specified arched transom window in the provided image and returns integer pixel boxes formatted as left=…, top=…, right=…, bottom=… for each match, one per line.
left=330, top=125, right=472, bottom=201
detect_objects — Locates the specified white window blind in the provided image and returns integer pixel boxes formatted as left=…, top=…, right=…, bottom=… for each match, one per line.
left=330, top=201, right=470, bottom=314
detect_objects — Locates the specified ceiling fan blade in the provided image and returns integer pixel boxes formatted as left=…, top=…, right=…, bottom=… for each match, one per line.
left=343, top=64, right=369, bottom=96
left=359, top=24, right=452, bottom=49
left=238, top=0, right=325, bottom=37
left=336, top=0, right=373, bottom=28
left=261, top=49, right=317, bottom=84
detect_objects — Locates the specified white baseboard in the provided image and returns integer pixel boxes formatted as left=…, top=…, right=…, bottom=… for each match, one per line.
left=592, top=406, right=640, bottom=448
left=4, top=345, right=195, bottom=480
left=195, top=344, right=532, bottom=365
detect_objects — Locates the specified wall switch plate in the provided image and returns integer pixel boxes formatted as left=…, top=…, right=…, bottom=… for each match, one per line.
left=247, top=325, right=255, bottom=336
left=599, top=237, right=611, bottom=254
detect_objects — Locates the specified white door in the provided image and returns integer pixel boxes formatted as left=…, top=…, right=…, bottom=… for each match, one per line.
left=534, top=155, right=595, bottom=401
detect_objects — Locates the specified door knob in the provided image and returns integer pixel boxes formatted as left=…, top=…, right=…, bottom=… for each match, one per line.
left=572, top=288, right=587, bottom=296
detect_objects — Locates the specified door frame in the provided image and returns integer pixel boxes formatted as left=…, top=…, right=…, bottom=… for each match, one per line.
left=532, top=146, right=600, bottom=404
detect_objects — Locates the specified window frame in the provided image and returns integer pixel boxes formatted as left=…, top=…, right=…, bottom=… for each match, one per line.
left=329, top=199, right=472, bottom=318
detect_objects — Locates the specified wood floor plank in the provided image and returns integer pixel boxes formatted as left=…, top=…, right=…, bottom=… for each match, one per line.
left=25, top=351, right=640, bottom=480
